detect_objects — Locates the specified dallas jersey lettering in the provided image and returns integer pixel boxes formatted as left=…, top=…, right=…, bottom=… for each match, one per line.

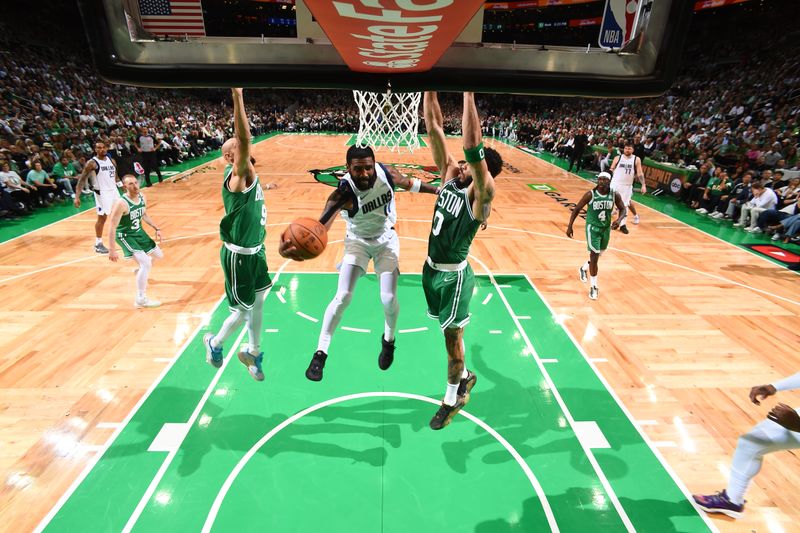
left=586, top=188, right=615, bottom=229
left=117, top=194, right=147, bottom=237
left=92, top=155, right=117, bottom=190
left=427, top=180, right=480, bottom=264
left=340, top=163, right=396, bottom=239
left=611, top=154, right=637, bottom=187
left=219, top=164, right=266, bottom=248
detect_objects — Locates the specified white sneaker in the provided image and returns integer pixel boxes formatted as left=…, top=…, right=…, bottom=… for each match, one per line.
left=710, top=211, right=724, bottom=219
left=579, top=266, right=588, bottom=283
left=589, top=286, right=598, bottom=300
left=733, top=222, right=745, bottom=227
left=135, top=297, right=161, bottom=308
left=695, top=208, right=707, bottom=214
left=745, top=227, right=762, bottom=233
left=633, top=215, right=640, bottom=224
left=771, top=233, right=782, bottom=241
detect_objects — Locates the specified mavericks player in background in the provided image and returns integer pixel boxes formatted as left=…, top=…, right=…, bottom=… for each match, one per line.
left=280, top=145, right=438, bottom=381
left=74, top=141, right=121, bottom=254
left=566, top=172, right=626, bottom=300
left=423, top=91, right=503, bottom=430
left=609, top=141, right=645, bottom=234
left=204, top=88, right=271, bottom=382
left=693, top=371, right=800, bottom=519
left=107, top=174, right=163, bottom=308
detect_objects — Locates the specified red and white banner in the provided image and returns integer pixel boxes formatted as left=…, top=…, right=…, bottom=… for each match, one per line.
left=304, top=0, right=486, bottom=73
left=485, top=0, right=600, bottom=9
left=569, top=16, right=602, bottom=26
left=693, top=0, right=749, bottom=11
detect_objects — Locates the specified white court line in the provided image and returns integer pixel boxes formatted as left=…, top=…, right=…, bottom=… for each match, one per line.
left=482, top=293, right=493, bottom=305
left=201, top=392, right=559, bottom=533
left=120, top=259, right=290, bottom=533
left=489, top=330, right=503, bottom=334
left=398, top=327, right=427, bottom=333
left=515, top=315, right=531, bottom=320
left=590, top=358, right=609, bottom=363
left=276, top=292, right=286, bottom=304
left=0, top=254, right=99, bottom=285
left=520, top=274, right=719, bottom=533
left=296, top=311, right=318, bottom=323
left=540, top=359, right=559, bottom=364
left=264, top=328, right=279, bottom=333
left=34, top=294, right=229, bottom=533
left=153, top=358, right=174, bottom=363
left=96, top=422, right=122, bottom=429
left=466, top=253, right=636, bottom=532
left=341, top=326, right=370, bottom=333
left=637, top=420, right=659, bottom=427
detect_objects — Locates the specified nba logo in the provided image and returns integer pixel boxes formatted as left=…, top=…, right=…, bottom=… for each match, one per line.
left=598, top=0, right=639, bottom=49
left=134, top=162, right=145, bottom=175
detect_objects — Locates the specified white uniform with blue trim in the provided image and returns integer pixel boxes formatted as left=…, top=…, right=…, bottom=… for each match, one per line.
left=339, top=163, right=399, bottom=274
left=92, top=155, right=119, bottom=215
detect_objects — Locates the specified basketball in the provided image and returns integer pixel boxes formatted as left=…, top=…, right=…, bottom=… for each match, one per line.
left=281, top=217, right=328, bottom=259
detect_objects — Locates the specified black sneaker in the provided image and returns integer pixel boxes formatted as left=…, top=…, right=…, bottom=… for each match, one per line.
left=457, top=370, right=477, bottom=404
left=378, top=336, right=395, bottom=370
left=619, top=225, right=629, bottom=234
left=306, top=350, right=327, bottom=381
left=429, top=396, right=467, bottom=430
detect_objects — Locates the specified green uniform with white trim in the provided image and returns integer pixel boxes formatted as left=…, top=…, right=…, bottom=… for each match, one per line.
left=422, top=179, right=480, bottom=330
left=219, top=164, right=271, bottom=310
left=115, top=193, right=157, bottom=258
left=585, top=188, right=614, bottom=253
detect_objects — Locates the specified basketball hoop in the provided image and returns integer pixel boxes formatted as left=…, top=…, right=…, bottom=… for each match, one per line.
left=352, top=87, right=422, bottom=153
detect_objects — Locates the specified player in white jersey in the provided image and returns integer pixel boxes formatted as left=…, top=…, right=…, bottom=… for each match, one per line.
left=74, top=141, right=121, bottom=253
left=280, top=145, right=438, bottom=381
left=609, top=141, right=645, bottom=234
left=693, top=371, right=800, bottom=519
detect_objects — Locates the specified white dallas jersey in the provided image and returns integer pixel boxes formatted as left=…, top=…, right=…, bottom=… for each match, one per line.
left=92, top=155, right=117, bottom=190
left=340, top=163, right=396, bottom=239
left=611, top=154, right=637, bottom=187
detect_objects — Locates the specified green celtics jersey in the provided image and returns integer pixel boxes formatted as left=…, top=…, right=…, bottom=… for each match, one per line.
left=585, top=188, right=614, bottom=229
left=427, top=180, right=481, bottom=264
left=117, top=194, right=147, bottom=236
left=220, top=164, right=266, bottom=248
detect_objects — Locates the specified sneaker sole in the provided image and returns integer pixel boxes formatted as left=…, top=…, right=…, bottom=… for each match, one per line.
left=203, top=333, right=222, bottom=368
left=305, top=369, right=323, bottom=382
left=695, top=503, right=743, bottom=519
left=461, top=374, right=478, bottom=405
left=430, top=403, right=466, bottom=430
left=238, top=351, right=264, bottom=381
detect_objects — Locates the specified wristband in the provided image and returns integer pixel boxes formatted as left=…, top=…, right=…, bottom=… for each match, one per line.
left=410, top=178, right=421, bottom=193
left=463, top=143, right=485, bottom=164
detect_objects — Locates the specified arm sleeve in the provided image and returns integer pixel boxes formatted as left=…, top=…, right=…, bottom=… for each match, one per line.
left=773, top=372, right=800, bottom=392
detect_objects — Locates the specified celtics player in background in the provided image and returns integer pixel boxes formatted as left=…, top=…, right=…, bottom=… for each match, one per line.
left=107, top=175, right=163, bottom=307
left=566, top=171, right=626, bottom=300
left=423, top=92, right=504, bottom=430
left=203, top=88, right=271, bottom=382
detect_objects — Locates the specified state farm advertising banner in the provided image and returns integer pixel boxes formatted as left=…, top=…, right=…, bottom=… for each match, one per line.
left=485, top=0, right=599, bottom=9
left=693, top=0, right=749, bottom=11
left=304, top=0, right=486, bottom=73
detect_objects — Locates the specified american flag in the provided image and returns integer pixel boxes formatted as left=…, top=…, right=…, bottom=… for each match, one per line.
left=138, top=0, right=206, bottom=37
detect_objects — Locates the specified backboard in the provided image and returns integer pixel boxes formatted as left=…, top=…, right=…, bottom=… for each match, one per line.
left=78, top=0, right=694, bottom=97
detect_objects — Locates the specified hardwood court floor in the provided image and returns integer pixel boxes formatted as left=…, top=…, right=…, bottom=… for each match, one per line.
left=1, top=134, right=798, bottom=532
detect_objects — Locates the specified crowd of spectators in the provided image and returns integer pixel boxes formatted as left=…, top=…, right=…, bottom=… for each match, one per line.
left=1, top=2, right=798, bottom=242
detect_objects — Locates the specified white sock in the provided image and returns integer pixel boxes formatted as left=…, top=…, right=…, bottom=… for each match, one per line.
left=443, top=383, right=459, bottom=406
left=380, top=271, right=399, bottom=343
left=317, top=264, right=361, bottom=353
left=461, top=367, right=468, bottom=379
left=581, top=261, right=589, bottom=272
left=133, top=252, right=151, bottom=300
left=590, top=276, right=598, bottom=287
left=247, top=290, right=267, bottom=355
left=213, top=308, right=245, bottom=349
left=95, top=237, right=103, bottom=245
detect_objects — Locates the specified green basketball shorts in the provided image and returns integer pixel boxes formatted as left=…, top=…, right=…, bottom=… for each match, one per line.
left=220, top=245, right=271, bottom=310
left=585, top=223, right=610, bottom=253
left=117, top=231, right=157, bottom=258
left=422, top=262, right=475, bottom=330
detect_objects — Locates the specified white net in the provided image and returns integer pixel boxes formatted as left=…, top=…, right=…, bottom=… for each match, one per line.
left=352, top=89, right=422, bottom=153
